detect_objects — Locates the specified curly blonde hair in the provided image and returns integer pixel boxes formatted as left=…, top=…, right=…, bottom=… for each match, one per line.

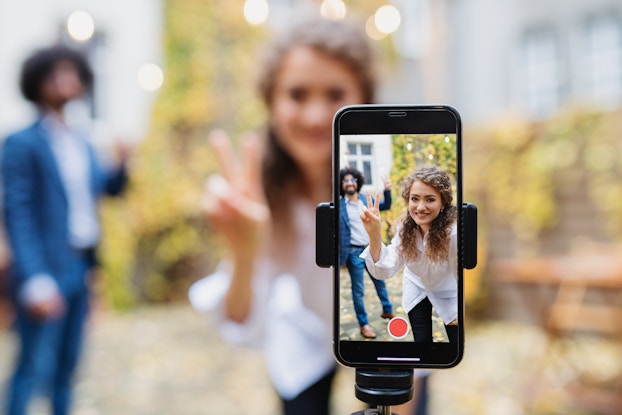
left=397, top=165, right=457, bottom=263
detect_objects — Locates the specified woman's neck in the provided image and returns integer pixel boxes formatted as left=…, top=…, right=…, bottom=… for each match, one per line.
left=419, top=225, right=430, bottom=237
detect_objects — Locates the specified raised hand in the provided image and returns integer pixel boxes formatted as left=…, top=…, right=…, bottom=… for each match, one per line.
left=360, top=191, right=382, bottom=238
left=201, top=129, right=270, bottom=262
left=360, top=191, right=383, bottom=261
left=382, top=174, right=392, bottom=191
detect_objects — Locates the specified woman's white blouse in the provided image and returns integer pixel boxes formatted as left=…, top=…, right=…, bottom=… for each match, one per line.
left=188, top=200, right=335, bottom=400
left=360, top=224, right=458, bottom=324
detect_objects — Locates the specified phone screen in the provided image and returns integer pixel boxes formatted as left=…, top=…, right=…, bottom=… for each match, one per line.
left=333, top=105, right=463, bottom=368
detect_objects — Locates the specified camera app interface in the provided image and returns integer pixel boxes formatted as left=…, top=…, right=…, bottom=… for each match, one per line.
left=338, top=132, right=458, bottom=344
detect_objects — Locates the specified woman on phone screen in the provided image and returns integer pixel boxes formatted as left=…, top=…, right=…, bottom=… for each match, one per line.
left=360, top=165, right=459, bottom=343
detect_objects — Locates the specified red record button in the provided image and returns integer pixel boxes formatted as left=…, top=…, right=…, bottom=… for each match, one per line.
left=387, top=317, right=410, bottom=339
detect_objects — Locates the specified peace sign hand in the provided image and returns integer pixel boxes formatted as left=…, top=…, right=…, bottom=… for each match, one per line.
left=360, top=191, right=382, bottom=238
left=202, top=130, right=270, bottom=261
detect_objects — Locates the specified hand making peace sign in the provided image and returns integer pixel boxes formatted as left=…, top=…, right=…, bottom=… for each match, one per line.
left=201, top=129, right=270, bottom=261
left=360, top=191, right=386, bottom=262
left=360, top=191, right=382, bottom=239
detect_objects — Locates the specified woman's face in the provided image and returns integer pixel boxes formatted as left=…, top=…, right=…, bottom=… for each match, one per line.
left=270, top=46, right=365, bottom=170
left=408, top=180, right=445, bottom=234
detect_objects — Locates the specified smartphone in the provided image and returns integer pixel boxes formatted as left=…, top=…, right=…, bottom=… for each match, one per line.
left=332, top=105, right=464, bottom=368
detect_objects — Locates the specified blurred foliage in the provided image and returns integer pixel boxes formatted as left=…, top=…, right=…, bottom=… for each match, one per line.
left=95, top=1, right=393, bottom=308
left=462, top=107, right=622, bottom=308
left=97, top=0, right=267, bottom=309
left=464, top=107, right=622, bottom=251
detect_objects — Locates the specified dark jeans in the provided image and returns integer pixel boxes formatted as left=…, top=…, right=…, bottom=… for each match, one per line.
left=281, top=367, right=336, bottom=415
left=407, top=297, right=457, bottom=343
left=6, top=259, right=91, bottom=415
left=345, top=246, right=393, bottom=327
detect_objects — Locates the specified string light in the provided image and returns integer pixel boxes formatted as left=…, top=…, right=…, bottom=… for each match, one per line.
left=365, top=15, right=386, bottom=40
left=138, top=63, right=164, bottom=92
left=374, top=5, right=401, bottom=35
left=320, top=0, right=347, bottom=21
left=244, top=0, right=269, bottom=25
left=67, top=11, right=95, bottom=42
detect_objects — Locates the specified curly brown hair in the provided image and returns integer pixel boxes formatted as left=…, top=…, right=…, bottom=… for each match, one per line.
left=397, top=166, right=457, bottom=263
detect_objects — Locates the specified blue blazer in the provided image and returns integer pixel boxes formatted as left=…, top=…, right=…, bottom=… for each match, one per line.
left=338, top=189, right=392, bottom=266
left=1, top=120, right=127, bottom=299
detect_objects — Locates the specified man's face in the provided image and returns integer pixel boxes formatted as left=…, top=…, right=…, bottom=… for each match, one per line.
left=40, top=60, right=85, bottom=110
left=342, top=174, right=358, bottom=195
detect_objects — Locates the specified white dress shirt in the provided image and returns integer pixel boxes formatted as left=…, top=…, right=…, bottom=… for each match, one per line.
left=43, top=114, right=99, bottom=249
left=188, top=199, right=335, bottom=399
left=360, top=224, right=459, bottom=324
left=344, top=196, right=369, bottom=246
left=19, top=114, right=99, bottom=306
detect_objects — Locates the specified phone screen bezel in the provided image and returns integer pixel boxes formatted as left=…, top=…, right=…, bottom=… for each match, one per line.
left=332, top=105, right=464, bottom=368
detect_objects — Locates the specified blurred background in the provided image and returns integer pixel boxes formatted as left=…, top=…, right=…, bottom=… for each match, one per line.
left=1, top=0, right=621, bottom=414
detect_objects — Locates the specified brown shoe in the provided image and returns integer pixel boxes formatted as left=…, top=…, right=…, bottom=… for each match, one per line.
left=381, top=312, right=396, bottom=319
left=360, top=324, right=377, bottom=339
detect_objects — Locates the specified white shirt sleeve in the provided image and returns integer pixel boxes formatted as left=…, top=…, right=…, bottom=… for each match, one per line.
left=188, top=260, right=271, bottom=349
left=188, top=264, right=335, bottom=399
left=359, top=232, right=405, bottom=280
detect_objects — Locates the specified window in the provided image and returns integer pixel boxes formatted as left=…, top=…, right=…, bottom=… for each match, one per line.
left=346, top=142, right=374, bottom=186
left=521, top=29, right=563, bottom=118
left=583, top=16, right=622, bottom=107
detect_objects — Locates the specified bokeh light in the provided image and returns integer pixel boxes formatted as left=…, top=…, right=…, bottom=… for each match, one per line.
left=374, top=5, right=401, bottom=35
left=138, top=63, right=164, bottom=92
left=244, top=0, right=269, bottom=25
left=365, top=15, right=386, bottom=40
left=320, top=0, right=347, bottom=21
left=67, top=11, right=95, bottom=42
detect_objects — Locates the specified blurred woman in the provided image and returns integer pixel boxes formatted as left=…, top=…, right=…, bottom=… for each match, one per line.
left=189, top=15, right=376, bottom=415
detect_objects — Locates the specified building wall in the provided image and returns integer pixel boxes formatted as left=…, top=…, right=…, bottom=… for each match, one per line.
left=391, top=0, right=622, bottom=126
left=317, top=0, right=622, bottom=126
left=0, top=0, right=163, bottom=143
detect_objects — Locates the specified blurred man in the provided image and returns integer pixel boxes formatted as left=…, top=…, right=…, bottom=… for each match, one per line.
left=339, top=167, right=394, bottom=339
left=1, top=45, right=128, bottom=415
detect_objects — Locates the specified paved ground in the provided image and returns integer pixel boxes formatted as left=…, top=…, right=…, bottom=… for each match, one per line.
left=1, top=303, right=621, bottom=414
left=339, top=267, right=448, bottom=342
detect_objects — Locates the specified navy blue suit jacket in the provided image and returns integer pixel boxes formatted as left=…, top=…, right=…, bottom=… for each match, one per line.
left=1, top=120, right=127, bottom=300
left=338, top=189, right=392, bottom=266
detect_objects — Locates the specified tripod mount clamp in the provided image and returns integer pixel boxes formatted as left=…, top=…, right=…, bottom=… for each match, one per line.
left=351, top=368, right=414, bottom=415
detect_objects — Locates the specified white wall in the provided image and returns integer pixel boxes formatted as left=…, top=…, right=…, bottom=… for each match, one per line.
left=0, top=0, right=163, bottom=143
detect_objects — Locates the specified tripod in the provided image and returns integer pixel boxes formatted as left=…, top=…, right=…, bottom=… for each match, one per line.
left=351, top=368, right=414, bottom=415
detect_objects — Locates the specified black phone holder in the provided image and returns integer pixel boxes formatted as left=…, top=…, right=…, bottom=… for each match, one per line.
left=316, top=202, right=477, bottom=413
left=316, top=202, right=478, bottom=269
left=351, top=368, right=414, bottom=415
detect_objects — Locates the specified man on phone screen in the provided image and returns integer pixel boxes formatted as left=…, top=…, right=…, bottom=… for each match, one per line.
left=339, top=167, right=394, bottom=339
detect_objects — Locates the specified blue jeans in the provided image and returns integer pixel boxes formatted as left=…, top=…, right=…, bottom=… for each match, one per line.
left=345, top=246, right=393, bottom=327
left=6, top=258, right=91, bottom=415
